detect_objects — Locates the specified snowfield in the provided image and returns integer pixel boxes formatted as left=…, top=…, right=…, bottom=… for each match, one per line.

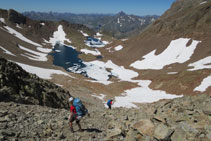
left=130, top=38, right=201, bottom=70
left=67, top=58, right=182, bottom=108
left=113, top=80, right=183, bottom=108
left=13, top=61, right=70, bottom=79
left=3, top=26, right=42, bottom=47
left=0, top=46, right=16, bottom=56
left=83, top=61, right=111, bottom=81
left=188, top=56, right=211, bottom=71
left=49, top=25, right=71, bottom=46
left=194, top=75, right=211, bottom=92
left=83, top=60, right=139, bottom=82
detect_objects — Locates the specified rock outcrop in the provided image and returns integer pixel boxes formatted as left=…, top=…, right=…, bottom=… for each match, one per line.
left=0, top=58, right=71, bottom=109
left=8, top=9, right=27, bottom=24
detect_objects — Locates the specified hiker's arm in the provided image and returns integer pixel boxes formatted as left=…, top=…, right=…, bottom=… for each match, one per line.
left=70, top=112, right=74, bottom=119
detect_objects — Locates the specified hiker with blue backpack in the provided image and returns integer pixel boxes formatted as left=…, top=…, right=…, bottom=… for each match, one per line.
left=107, top=99, right=113, bottom=109
left=68, top=97, right=89, bottom=133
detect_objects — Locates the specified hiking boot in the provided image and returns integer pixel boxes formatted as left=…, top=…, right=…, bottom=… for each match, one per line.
left=70, top=128, right=74, bottom=133
left=78, top=129, right=83, bottom=132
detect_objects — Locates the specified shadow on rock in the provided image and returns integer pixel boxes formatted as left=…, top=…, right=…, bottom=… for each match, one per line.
left=83, top=128, right=102, bottom=133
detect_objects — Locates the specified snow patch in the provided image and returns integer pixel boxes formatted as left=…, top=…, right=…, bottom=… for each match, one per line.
left=80, top=49, right=101, bottom=56
left=92, top=94, right=106, bottom=100
left=40, top=23, right=45, bottom=26
left=167, top=72, right=178, bottom=74
left=114, top=45, right=123, bottom=51
left=16, top=24, right=22, bottom=29
left=130, top=38, right=201, bottom=70
left=56, top=84, right=63, bottom=87
left=121, top=39, right=128, bottom=41
left=86, top=79, right=112, bottom=85
left=13, top=61, right=70, bottom=79
left=0, top=46, right=16, bottom=56
left=194, top=75, right=211, bottom=92
left=18, top=45, right=48, bottom=61
left=200, top=1, right=207, bottom=5
left=3, top=26, right=42, bottom=47
left=85, top=43, right=105, bottom=48
left=0, top=18, right=5, bottom=23
left=106, top=47, right=114, bottom=53
left=36, top=47, right=52, bottom=53
left=43, top=38, right=50, bottom=44
left=96, top=32, right=103, bottom=36
left=79, top=30, right=89, bottom=37
left=49, top=25, right=71, bottom=46
left=117, top=18, right=120, bottom=24
left=188, top=56, right=211, bottom=71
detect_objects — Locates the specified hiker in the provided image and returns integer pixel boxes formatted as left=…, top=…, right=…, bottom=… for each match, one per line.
left=68, top=97, right=89, bottom=133
left=107, top=99, right=113, bottom=109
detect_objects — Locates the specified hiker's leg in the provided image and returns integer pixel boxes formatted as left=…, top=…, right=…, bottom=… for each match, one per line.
left=69, top=121, right=73, bottom=128
left=109, top=105, right=111, bottom=109
left=76, top=120, right=82, bottom=131
left=69, top=121, right=74, bottom=132
left=69, top=115, right=75, bottom=132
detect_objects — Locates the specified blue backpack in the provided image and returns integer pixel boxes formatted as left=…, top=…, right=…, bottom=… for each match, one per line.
left=73, top=98, right=88, bottom=117
left=107, top=100, right=112, bottom=106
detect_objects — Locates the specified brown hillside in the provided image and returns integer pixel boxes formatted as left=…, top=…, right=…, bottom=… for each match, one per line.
left=101, top=0, right=211, bottom=95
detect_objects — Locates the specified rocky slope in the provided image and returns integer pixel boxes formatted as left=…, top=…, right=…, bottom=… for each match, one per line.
left=0, top=57, right=71, bottom=108
left=0, top=94, right=210, bottom=140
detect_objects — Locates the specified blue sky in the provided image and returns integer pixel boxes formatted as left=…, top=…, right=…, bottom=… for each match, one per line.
left=0, top=0, right=176, bottom=16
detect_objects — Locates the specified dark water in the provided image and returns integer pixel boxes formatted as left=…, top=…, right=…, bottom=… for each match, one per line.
left=50, top=44, right=86, bottom=71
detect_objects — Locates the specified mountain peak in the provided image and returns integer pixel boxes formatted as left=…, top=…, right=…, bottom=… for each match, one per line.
left=117, top=11, right=127, bottom=16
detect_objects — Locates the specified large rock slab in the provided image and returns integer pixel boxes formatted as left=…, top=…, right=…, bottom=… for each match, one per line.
left=153, top=123, right=174, bottom=140
left=132, top=119, right=155, bottom=136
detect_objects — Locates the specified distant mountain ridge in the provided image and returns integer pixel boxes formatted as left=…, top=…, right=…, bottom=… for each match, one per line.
left=23, top=11, right=159, bottom=39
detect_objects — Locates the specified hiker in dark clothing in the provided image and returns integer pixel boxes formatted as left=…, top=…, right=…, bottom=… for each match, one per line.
left=107, top=99, right=113, bottom=109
